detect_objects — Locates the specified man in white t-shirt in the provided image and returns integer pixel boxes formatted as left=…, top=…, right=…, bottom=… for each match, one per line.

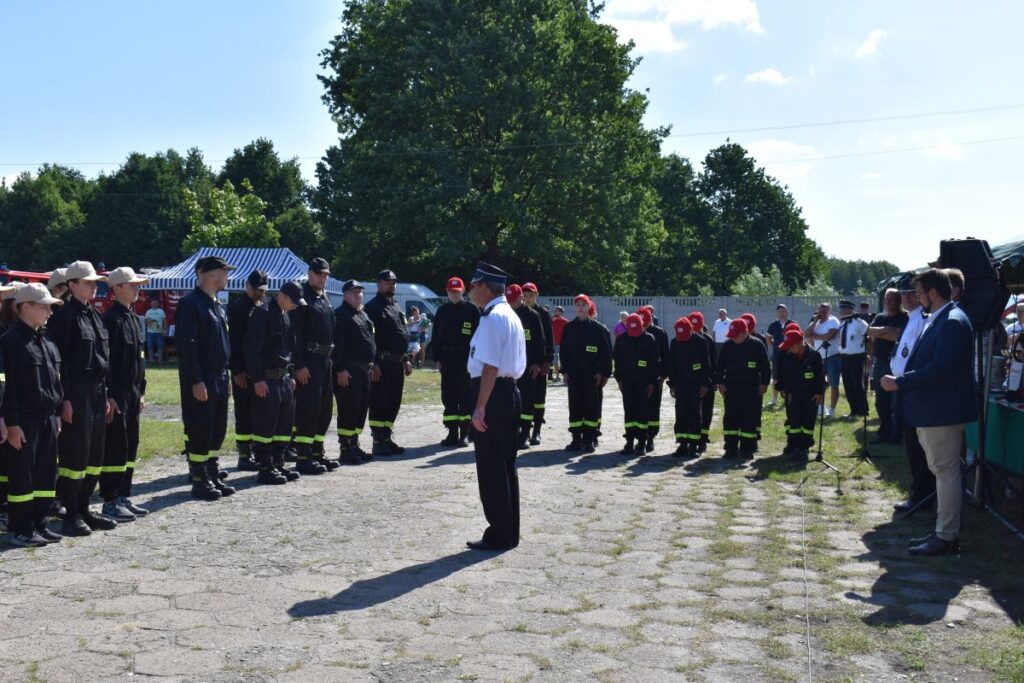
left=712, top=309, right=731, bottom=351
left=805, top=303, right=841, bottom=417
left=143, top=299, right=167, bottom=363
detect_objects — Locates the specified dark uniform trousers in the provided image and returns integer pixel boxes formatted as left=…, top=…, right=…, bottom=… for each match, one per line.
left=471, top=377, right=520, bottom=548
left=723, top=385, right=760, bottom=454
left=567, top=374, right=602, bottom=439
left=182, top=373, right=229, bottom=466
left=896, top=390, right=935, bottom=503
left=673, top=382, right=703, bottom=444
left=5, top=414, right=59, bottom=535
left=646, top=383, right=663, bottom=439
left=621, top=381, right=650, bottom=440
left=57, top=381, right=108, bottom=515
left=293, top=355, right=333, bottom=451
left=252, top=378, right=294, bottom=454
left=232, top=374, right=253, bottom=449
left=100, top=399, right=141, bottom=501
left=700, top=388, right=715, bottom=444
left=516, top=372, right=536, bottom=434
left=335, top=367, right=371, bottom=438
left=872, top=357, right=895, bottom=440
left=369, top=360, right=404, bottom=437
left=841, top=353, right=868, bottom=415
left=785, top=393, right=818, bottom=450
left=532, top=372, right=547, bottom=431
left=439, top=357, right=472, bottom=428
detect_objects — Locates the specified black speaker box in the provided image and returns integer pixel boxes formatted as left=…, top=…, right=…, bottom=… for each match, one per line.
left=939, top=238, right=1009, bottom=332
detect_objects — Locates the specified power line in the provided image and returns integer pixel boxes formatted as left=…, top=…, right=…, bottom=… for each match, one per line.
left=764, top=134, right=1024, bottom=165
left=1, top=103, right=1023, bottom=166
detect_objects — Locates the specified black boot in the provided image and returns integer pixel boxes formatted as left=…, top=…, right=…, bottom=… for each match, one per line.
left=582, top=429, right=596, bottom=454
left=338, top=437, right=362, bottom=465
left=352, top=436, right=373, bottom=462
left=207, top=459, right=236, bottom=496
left=314, top=443, right=339, bottom=472
left=256, top=447, right=287, bottom=485
left=517, top=426, right=531, bottom=450
left=274, top=449, right=300, bottom=481
left=458, top=423, right=470, bottom=447
left=190, top=462, right=222, bottom=501
left=565, top=433, right=583, bottom=451
left=296, top=445, right=327, bottom=475
left=644, top=435, right=656, bottom=453
left=372, top=432, right=392, bottom=457
left=672, top=442, right=687, bottom=458
left=441, top=425, right=460, bottom=447
left=283, top=443, right=298, bottom=462
left=530, top=424, right=542, bottom=446
left=236, top=441, right=258, bottom=471
left=620, top=437, right=635, bottom=455
left=385, top=431, right=406, bottom=454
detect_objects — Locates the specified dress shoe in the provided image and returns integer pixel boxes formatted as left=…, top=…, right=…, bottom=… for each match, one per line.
left=61, top=515, right=92, bottom=537
left=908, top=531, right=936, bottom=546
left=909, top=536, right=961, bottom=556
left=466, top=539, right=509, bottom=551
left=80, top=510, right=118, bottom=531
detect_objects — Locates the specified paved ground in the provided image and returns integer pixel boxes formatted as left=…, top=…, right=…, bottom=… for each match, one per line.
left=1, top=374, right=1021, bottom=682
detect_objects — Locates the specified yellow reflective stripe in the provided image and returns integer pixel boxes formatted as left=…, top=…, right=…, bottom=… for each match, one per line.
left=675, top=433, right=701, bottom=440
left=7, top=492, right=34, bottom=503
left=569, top=421, right=584, bottom=428
left=188, top=452, right=209, bottom=463
left=313, top=434, right=325, bottom=443
left=367, top=420, right=390, bottom=428
left=691, top=363, right=701, bottom=370
left=100, top=465, right=126, bottom=473
left=534, top=404, right=545, bottom=410
left=125, top=462, right=135, bottom=470
left=338, top=428, right=360, bottom=436
left=701, top=429, right=710, bottom=435
left=803, top=372, right=814, bottom=379
left=85, top=466, right=102, bottom=476
left=722, top=430, right=740, bottom=436
left=58, top=468, right=86, bottom=480
left=235, top=434, right=253, bottom=442
left=0, top=372, right=5, bottom=381
left=738, top=431, right=758, bottom=438
left=520, top=414, right=534, bottom=421
left=272, top=435, right=292, bottom=443
left=648, top=421, right=660, bottom=427
left=624, top=421, right=647, bottom=429
left=582, top=420, right=601, bottom=427
left=442, top=415, right=461, bottom=422
left=0, top=475, right=8, bottom=483
left=294, top=436, right=315, bottom=444
left=33, top=490, right=55, bottom=498
left=252, top=435, right=274, bottom=444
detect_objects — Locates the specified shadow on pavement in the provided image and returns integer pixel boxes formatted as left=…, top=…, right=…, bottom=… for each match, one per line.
left=286, top=549, right=498, bottom=617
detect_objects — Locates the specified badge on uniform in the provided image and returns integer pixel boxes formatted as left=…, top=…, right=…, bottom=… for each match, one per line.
left=804, top=372, right=814, bottom=379
left=470, top=346, right=475, bottom=358
left=586, top=345, right=598, bottom=353
left=902, top=346, right=909, bottom=358
left=638, top=360, right=647, bottom=367
left=747, top=361, right=757, bottom=368
left=524, top=329, right=532, bottom=341
left=691, top=363, right=701, bottom=370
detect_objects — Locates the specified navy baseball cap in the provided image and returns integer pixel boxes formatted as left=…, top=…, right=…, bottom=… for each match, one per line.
left=342, top=279, right=364, bottom=292
left=195, top=256, right=236, bottom=274
left=246, top=270, right=269, bottom=290
left=377, top=269, right=397, bottom=281
left=279, top=281, right=307, bottom=307
left=308, top=257, right=330, bottom=274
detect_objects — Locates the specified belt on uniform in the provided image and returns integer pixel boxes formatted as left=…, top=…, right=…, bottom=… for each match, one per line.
left=471, top=376, right=515, bottom=384
left=377, top=350, right=406, bottom=363
left=264, top=367, right=290, bottom=380
left=307, top=343, right=334, bottom=356
left=347, top=360, right=373, bottom=373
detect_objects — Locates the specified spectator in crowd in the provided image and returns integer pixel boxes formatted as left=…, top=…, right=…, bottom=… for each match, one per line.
left=867, top=288, right=908, bottom=443
left=945, top=268, right=964, bottom=303
left=407, top=306, right=423, bottom=366
left=805, top=303, right=841, bottom=418
left=144, top=298, right=166, bottom=364
left=837, top=300, right=869, bottom=417
left=712, top=309, right=732, bottom=352
left=765, top=304, right=790, bottom=407
left=613, top=312, right=628, bottom=342
left=550, top=306, right=568, bottom=382
left=881, top=268, right=976, bottom=556
left=860, top=301, right=875, bottom=323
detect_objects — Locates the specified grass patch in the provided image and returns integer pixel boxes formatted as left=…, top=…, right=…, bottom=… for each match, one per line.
left=963, top=626, right=1024, bottom=682
left=821, top=626, right=874, bottom=656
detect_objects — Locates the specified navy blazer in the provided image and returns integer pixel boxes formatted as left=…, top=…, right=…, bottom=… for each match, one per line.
left=897, top=303, right=978, bottom=428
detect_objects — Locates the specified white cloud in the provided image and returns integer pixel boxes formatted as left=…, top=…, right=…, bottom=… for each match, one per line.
left=924, top=141, right=967, bottom=161
left=855, top=29, right=887, bottom=59
left=713, top=72, right=728, bottom=84
left=604, top=0, right=763, bottom=53
left=744, top=68, right=793, bottom=85
left=745, top=139, right=819, bottom=183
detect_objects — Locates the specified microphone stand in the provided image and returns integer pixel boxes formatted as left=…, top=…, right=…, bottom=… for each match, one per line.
left=811, top=339, right=839, bottom=473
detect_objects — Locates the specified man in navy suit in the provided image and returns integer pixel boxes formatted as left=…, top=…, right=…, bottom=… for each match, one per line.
left=881, top=268, right=977, bottom=556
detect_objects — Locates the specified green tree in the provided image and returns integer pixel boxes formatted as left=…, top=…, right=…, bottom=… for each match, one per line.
left=825, top=257, right=900, bottom=294
left=182, top=179, right=280, bottom=253
left=731, top=264, right=789, bottom=297
left=316, top=0, right=666, bottom=292
left=794, top=272, right=839, bottom=298
left=691, top=142, right=824, bottom=294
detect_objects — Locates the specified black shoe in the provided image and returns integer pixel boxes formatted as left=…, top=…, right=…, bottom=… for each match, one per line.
left=440, top=428, right=460, bottom=447
left=724, top=450, right=739, bottom=458
left=372, top=440, right=392, bottom=457
left=211, top=477, right=236, bottom=496
left=565, top=439, right=583, bottom=452
left=893, top=499, right=915, bottom=512
left=61, top=515, right=92, bottom=537
left=644, top=438, right=655, bottom=454
left=517, top=435, right=530, bottom=450
left=909, top=536, right=961, bottom=556
left=739, top=450, right=755, bottom=461
left=296, top=459, right=328, bottom=475
left=284, top=447, right=298, bottom=462
left=257, top=468, right=288, bottom=485
left=530, top=427, right=542, bottom=446
left=338, top=449, right=363, bottom=465
left=190, top=462, right=222, bottom=501
left=895, top=498, right=934, bottom=514
left=102, top=499, right=136, bottom=523
left=457, top=435, right=470, bottom=448
left=909, top=531, right=937, bottom=546
left=122, top=499, right=149, bottom=517
left=386, top=439, right=406, bottom=454
left=620, top=439, right=635, bottom=455
left=466, top=539, right=510, bottom=551
left=277, top=466, right=301, bottom=482
left=697, top=440, right=708, bottom=454
left=9, top=531, right=47, bottom=548
left=49, top=500, right=66, bottom=520
left=672, top=444, right=687, bottom=458
left=35, top=525, right=63, bottom=544
left=317, top=455, right=340, bottom=472
left=81, top=510, right=118, bottom=531
left=583, top=441, right=596, bottom=454
left=237, top=454, right=259, bottom=471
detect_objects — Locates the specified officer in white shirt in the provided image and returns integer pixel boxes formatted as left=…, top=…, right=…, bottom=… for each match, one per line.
left=887, top=275, right=935, bottom=512
left=712, top=309, right=732, bottom=350
left=466, top=262, right=526, bottom=551
left=837, top=300, right=870, bottom=417
left=805, top=303, right=841, bottom=417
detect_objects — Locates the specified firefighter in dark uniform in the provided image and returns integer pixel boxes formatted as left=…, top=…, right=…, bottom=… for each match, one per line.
left=508, top=284, right=545, bottom=450
left=365, top=269, right=412, bottom=456
left=776, top=328, right=825, bottom=463
left=0, top=282, right=13, bottom=531
left=773, top=321, right=804, bottom=443
left=637, top=306, right=668, bottom=453
left=430, top=276, right=479, bottom=447
left=332, top=280, right=377, bottom=465
left=290, top=258, right=337, bottom=474
left=667, top=317, right=711, bottom=460
left=227, top=270, right=268, bottom=472
left=714, top=319, right=771, bottom=459
left=739, top=313, right=770, bottom=450
left=613, top=313, right=659, bottom=455
left=246, top=282, right=304, bottom=485
left=99, top=268, right=150, bottom=522
left=175, top=255, right=236, bottom=501
left=560, top=294, right=612, bottom=453
left=1, top=283, right=64, bottom=546
left=522, top=282, right=553, bottom=445
left=48, top=260, right=117, bottom=535
left=688, top=311, right=717, bottom=454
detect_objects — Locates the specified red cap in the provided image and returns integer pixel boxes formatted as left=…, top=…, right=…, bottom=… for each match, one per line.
left=574, top=293, right=591, bottom=305
left=780, top=329, right=805, bottom=350
left=505, top=284, right=523, bottom=303
left=588, top=302, right=597, bottom=316
left=688, top=311, right=705, bottom=329
left=626, top=313, right=644, bottom=337
left=785, top=321, right=801, bottom=333
left=446, top=277, right=464, bottom=292
left=639, top=305, right=653, bottom=314
left=636, top=308, right=653, bottom=327
left=522, top=282, right=538, bottom=294
left=726, top=319, right=748, bottom=339
left=740, top=313, right=756, bottom=332
left=674, top=316, right=693, bottom=341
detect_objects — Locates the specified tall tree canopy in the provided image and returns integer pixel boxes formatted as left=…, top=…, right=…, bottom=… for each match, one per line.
left=315, top=0, right=666, bottom=292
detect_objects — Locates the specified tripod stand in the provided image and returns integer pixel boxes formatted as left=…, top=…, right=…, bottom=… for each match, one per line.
left=842, top=382, right=889, bottom=465
left=810, top=341, right=839, bottom=472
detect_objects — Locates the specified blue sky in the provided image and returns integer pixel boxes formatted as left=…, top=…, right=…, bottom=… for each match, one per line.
left=2, top=1, right=1022, bottom=269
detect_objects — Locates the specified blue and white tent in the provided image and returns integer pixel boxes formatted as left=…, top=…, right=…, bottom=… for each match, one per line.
left=143, top=247, right=343, bottom=296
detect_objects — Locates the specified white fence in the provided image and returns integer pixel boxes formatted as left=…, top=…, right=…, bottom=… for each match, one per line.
left=536, top=295, right=872, bottom=336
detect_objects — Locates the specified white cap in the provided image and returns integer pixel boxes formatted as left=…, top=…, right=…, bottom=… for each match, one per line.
left=14, top=282, right=62, bottom=306
left=1, top=281, right=25, bottom=301
left=48, top=268, right=68, bottom=292
left=64, top=260, right=107, bottom=282
left=107, top=266, right=148, bottom=287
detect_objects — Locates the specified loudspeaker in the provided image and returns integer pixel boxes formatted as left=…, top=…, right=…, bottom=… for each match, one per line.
left=939, top=238, right=1009, bottom=332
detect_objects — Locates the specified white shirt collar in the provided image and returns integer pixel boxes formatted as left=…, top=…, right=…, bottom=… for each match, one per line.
left=484, top=295, right=507, bottom=313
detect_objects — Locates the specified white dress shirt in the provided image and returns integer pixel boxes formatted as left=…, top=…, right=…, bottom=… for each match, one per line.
left=890, top=306, right=928, bottom=377
left=467, top=296, right=526, bottom=379
left=712, top=318, right=732, bottom=343
left=838, top=317, right=869, bottom=355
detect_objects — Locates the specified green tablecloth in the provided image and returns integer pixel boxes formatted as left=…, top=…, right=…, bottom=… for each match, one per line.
left=966, top=397, right=1024, bottom=475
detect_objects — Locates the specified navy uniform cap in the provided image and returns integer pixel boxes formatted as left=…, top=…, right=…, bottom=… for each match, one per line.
left=342, top=279, right=364, bottom=292
left=279, top=281, right=307, bottom=307
left=309, top=257, right=330, bottom=274
left=897, top=273, right=916, bottom=293
left=196, top=256, right=236, bottom=274
left=247, top=270, right=269, bottom=290
left=470, top=261, right=511, bottom=286
left=838, top=299, right=854, bottom=310
left=377, top=269, right=397, bottom=281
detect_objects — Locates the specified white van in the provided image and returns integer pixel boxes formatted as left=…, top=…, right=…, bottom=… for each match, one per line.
left=357, top=282, right=445, bottom=320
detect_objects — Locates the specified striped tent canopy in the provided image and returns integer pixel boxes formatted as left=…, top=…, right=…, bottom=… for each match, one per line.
left=142, top=247, right=343, bottom=295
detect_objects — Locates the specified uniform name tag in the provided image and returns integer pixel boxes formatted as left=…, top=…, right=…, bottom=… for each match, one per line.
left=691, top=363, right=701, bottom=370
left=462, top=322, right=472, bottom=328
left=140, top=350, right=145, bottom=359
left=747, top=361, right=757, bottom=368
left=461, top=328, right=472, bottom=335
left=804, top=372, right=814, bottom=379
left=638, top=360, right=647, bottom=367
left=525, top=330, right=532, bottom=341
left=586, top=345, right=598, bottom=353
